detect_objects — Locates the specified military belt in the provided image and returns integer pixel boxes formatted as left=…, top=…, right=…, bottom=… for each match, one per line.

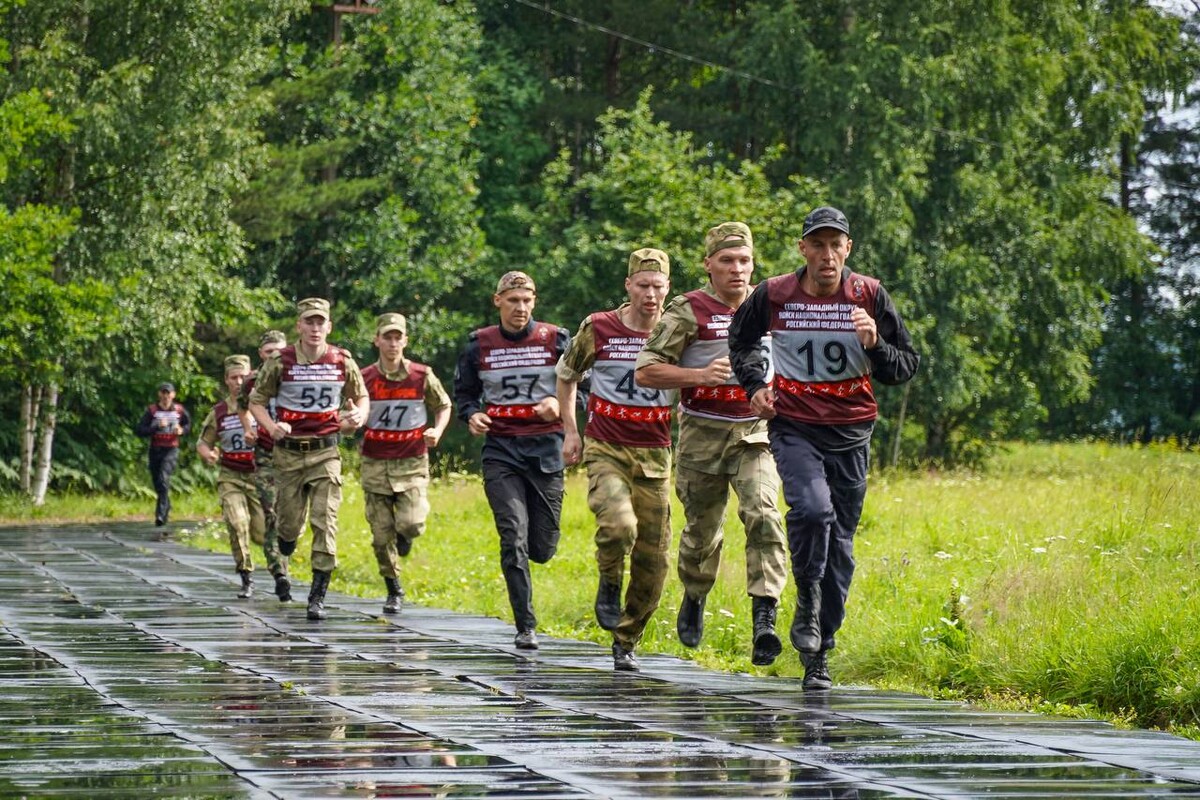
left=276, top=434, right=339, bottom=452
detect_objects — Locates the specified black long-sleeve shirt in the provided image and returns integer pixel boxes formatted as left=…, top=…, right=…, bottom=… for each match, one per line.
left=729, top=267, right=920, bottom=451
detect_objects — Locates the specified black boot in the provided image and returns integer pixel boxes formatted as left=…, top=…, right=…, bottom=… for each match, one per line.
left=594, top=575, right=622, bottom=631
left=274, top=573, right=292, bottom=602
left=612, top=642, right=640, bottom=672
left=307, top=570, right=331, bottom=621
left=751, top=596, right=783, bottom=666
left=802, top=650, right=833, bottom=691
left=791, top=580, right=822, bottom=654
left=676, top=593, right=706, bottom=648
left=237, top=570, right=253, bottom=599
left=278, top=537, right=297, bottom=556
left=382, top=577, right=404, bottom=614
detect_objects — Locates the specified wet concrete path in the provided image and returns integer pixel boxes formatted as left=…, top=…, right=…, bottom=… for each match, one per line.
left=3, top=524, right=1200, bottom=798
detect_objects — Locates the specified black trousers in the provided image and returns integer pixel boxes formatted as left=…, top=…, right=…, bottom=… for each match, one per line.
left=148, top=446, right=179, bottom=524
left=482, top=460, right=564, bottom=632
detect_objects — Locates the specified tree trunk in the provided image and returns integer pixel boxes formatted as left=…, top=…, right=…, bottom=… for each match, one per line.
left=31, top=381, right=58, bottom=506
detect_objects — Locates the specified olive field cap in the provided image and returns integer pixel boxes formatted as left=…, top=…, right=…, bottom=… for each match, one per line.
left=259, top=329, right=287, bottom=346
left=495, top=271, right=536, bottom=295
left=704, top=222, right=753, bottom=257
left=627, top=247, right=670, bottom=276
left=375, top=312, right=407, bottom=336
left=158, top=382, right=175, bottom=393
left=297, top=297, right=331, bottom=320
left=802, top=206, right=851, bottom=238
left=224, top=354, right=252, bottom=374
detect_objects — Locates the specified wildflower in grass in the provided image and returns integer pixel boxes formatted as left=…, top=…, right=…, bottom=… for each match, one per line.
left=1031, top=546, right=1047, bottom=553
left=934, top=551, right=952, bottom=560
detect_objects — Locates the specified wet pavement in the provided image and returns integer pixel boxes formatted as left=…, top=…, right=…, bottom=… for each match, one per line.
left=2, top=524, right=1200, bottom=798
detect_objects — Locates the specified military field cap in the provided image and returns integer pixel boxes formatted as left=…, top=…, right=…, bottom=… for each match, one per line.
left=259, top=329, right=287, bottom=347
left=224, top=354, right=252, bottom=374
left=375, top=312, right=407, bottom=336
left=627, top=247, right=670, bottom=276
left=297, top=297, right=331, bottom=320
left=802, top=206, right=850, bottom=238
left=704, top=222, right=753, bottom=257
left=158, top=382, right=175, bottom=393
left=495, top=271, right=536, bottom=295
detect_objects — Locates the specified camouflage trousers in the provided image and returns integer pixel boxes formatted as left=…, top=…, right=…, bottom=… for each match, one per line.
left=252, top=455, right=286, bottom=576
left=584, top=441, right=672, bottom=650
left=274, top=447, right=342, bottom=573
left=675, top=446, right=788, bottom=601
left=217, top=471, right=265, bottom=573
left=364, top=483, right=429, bottom=579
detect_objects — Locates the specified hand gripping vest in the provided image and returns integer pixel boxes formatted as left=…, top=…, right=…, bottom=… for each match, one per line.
left=274, top=345, right=347, bottom=438
left=585, top=311, right=671, bottom=448
left=361, top=363, right=429, bottom=460
left=213, top=400, right=256, bottom=473
left=475, top=322, right=562, bottom=437
left=677, top=289, right=770, bottom=422
left=765, top=270, right=879, bottom=425
left=148, top=403, right=185, bottom=448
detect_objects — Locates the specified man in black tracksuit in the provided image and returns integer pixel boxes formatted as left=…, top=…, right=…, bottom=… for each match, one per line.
left=135, top=382, right=192, bottom=526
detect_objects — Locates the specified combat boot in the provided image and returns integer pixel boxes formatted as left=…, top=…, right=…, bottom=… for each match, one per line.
left=307, top=570, right=331, bottom=621
left=382, top=577, right=404, bottom=614
left=751, top=596, right=783, bottom=666
left=612, top=642, right=640, bottom=672
left=676, top=593, right=706, bottom=648
left=237, top=570, right=253, bottom=599
left=396, top=536, right=413, bottom=557
left=274, top=573, right=292, bottom=602
left=594, top=575, right=622, bottom=631
left=278, top=537, right=297, bottom=556
left=790, top=581, right=822, bottom=654
left=802, top=650, right=833, bottom=691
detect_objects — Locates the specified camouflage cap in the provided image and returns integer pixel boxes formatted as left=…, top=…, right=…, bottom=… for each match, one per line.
left=224, top=354, right=252, bottom=374
left=704, top=222, right=753, bottom=257
left=627, top=247, right=670, bottom=276
left=495, top=271, right=536, bottom=295
left=801, top=206, right=850, bottom=238
left=297, top=297, right=330, bottom=320
left=157, top=381, right=175, bottom=393
left=259, top=329, right=287, bottom=347
left=375, top=312, right=407, bottom=336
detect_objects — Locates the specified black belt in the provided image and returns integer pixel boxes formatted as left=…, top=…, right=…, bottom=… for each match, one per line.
left=276, top=434, right=339, bottom=452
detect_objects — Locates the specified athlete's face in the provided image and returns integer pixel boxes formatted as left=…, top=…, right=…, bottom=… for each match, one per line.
left=374, top=330, right=406, bottom=363
left=494, top=288, right=536, bottom=333
left=798, top=229, right=853, bottom=297
left=704, top=244, right=754, bottom=301
left=625, top=271, right=669, bottom=317
left=296, top=314, right=331, bottom=348
left=258, top=342, right=283, bottom=362
left=224, top=368, right=250, bottom=397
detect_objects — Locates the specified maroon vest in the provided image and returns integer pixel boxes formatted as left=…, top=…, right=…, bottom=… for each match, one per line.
left=212, top=400, right=256, bottom=473
left=765, top=271, right=879, bottom=425
left=361, top=363, right=429, bottom=460
left=274, top=345, right=348, bottom=438
left=147, top=403, right=185, bottom=448
left=585, top=311, right=671, bottom=448
left=677, top=290, right=757, bottom=421
left=475, top=323, right=562, bottom=437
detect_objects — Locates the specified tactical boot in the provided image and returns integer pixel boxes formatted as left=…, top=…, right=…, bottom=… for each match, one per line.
left=396, top=536, right=413, bottom=557
left=751, top=596, right=783, bottom=666
left=237, top=570, right=253, bottom=599
left=612, top=642, right=640, bottom=672
left=513, top=629, right=539, bottom=650
left=274, top=573, right=292, bottom=602
left=676, top=593, right=706, bottom=648
left=790, top=581, right=823, bottom=654
left=594, top=575, right=622, bottom=631
left=307, top=570, right=331, bottom=621
left=382, top=577, right=404, bottom=614
left=278, top=537, right=297, bottom=556
left=802, top=650, right=833, bottom=691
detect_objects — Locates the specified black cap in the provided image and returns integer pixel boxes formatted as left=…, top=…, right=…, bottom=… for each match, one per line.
left=158, top=382, right=175, bottom=393
left=802, top=206, right=850, bottom=238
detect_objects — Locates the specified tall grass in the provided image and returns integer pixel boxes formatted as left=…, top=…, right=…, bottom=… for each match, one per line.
left=173, top=442, right=1198, bottom=737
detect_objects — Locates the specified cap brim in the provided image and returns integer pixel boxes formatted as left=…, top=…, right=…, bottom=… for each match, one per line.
left=377, top=325, right=406, bottom=335
left=299, top=311, right=327, bottom=320
left=803, top=223, right=850, bottom=237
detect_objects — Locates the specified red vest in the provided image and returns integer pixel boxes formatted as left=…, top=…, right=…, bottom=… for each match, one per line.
left=475, top=323, right=562, bottom=437
left=585, top=311, right=671, bottom=448
left=361, top=362, right=429, bottom=460
left=274, top=345, right=348, bottom=438
left=242, top=375, right=273, bottom=452
left=765, top=271, right=879, bottom=425
left=677, top=290, right=762, bottom=422
left=213, top=400, right=256, bottom=473
left=147, top=403, right=185, bottom=448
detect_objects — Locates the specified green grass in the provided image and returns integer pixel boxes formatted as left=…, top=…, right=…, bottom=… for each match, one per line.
left=14, top=441, right=1198, bottom=739
left=0, top=488, right=217, bottom=525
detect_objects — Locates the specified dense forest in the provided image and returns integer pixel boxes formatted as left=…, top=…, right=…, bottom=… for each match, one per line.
left=1, top=0, right=1197, bottom=499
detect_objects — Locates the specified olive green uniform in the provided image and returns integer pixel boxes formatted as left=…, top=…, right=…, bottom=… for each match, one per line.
left=635, top=286, right=788, bottom=601
left=198, top=405, right=266, bottom=573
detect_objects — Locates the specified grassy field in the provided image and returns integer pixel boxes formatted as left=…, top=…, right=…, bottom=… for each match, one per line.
left=9, top=441, right=1196, bottom=738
